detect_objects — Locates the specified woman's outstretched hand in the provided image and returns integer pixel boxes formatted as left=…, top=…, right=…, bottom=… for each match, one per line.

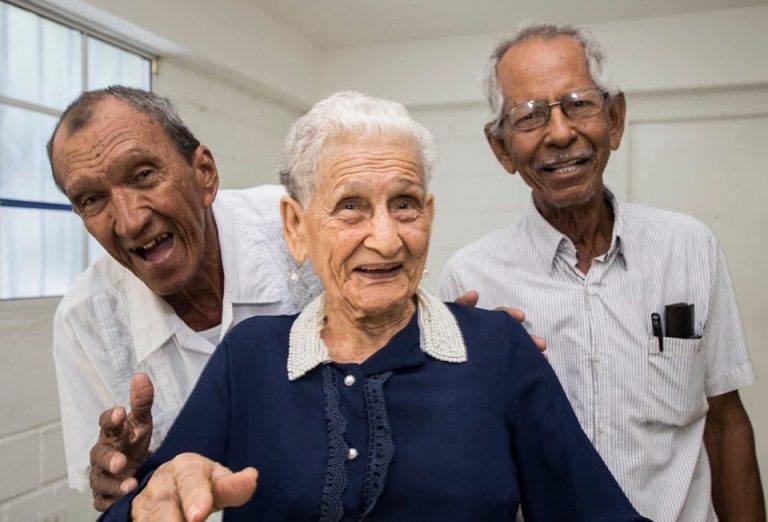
left=131, top=453, right=258, bottom=521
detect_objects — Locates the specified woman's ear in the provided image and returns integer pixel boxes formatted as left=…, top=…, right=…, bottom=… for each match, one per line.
left=280, top=195, right=307, bottom=264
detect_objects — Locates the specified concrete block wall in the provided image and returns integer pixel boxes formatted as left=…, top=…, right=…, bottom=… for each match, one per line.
left=154, top=60, right=303, bottom=189
left=0, top=298, right=93, bottom=521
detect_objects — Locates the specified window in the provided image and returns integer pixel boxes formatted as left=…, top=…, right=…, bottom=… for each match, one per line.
left=0, top=1, right=152, bottom=298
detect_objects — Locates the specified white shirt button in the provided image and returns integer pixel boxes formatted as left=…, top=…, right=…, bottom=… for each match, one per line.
left=347, top=447, right=359, bottom=460
left=344, top=374, right=356, bottom=386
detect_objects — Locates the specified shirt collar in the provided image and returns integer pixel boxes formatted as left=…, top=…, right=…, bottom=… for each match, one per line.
left=286, top=288, right=468, bottom=381
left=525, top=199, right=568, bottom=273
left=124, top=268, right=176, bottom=363
left=126, top=266, right=230, bottom=364
left=213, top=190, right=288, bottom=317
left=524, top=187, right=627, bottom=272
left=124, top=266, right=223, bottom=363
left=607, top=191, right=628, bottom=270
left=128, top=189, right=289, bottom=362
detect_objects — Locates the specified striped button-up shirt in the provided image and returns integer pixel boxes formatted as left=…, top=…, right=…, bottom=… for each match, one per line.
left=439, top=191, right=755, bottom=522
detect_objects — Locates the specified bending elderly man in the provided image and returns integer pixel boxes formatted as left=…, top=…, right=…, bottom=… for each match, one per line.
left=101, top=91, right=649, bottom=521
left=48, top=86, right=321, bottom=508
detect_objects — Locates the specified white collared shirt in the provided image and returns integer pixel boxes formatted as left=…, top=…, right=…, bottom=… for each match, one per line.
left=53, top=186, right=321, bottom=492
left=439, top=191, right=755, bottom=522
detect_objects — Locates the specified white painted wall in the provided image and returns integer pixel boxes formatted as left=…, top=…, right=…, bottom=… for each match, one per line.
left=154, top=60, right=302, bottom=189
left=2, top=2, right=766, bottom=520
left=320, top=6, right=768, bottom=103
left=0, top=298, right=90, bottom=521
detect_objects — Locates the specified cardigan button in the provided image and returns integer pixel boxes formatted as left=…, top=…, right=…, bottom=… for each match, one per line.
left=347, top=447, right=359, bottom=460
left=344, top=374, right=356, bottom=386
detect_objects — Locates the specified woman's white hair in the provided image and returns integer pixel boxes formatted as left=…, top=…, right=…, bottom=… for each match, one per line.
left=279, top=91, right=436, bottom=205
left=484, top=22, right=620, bottom=135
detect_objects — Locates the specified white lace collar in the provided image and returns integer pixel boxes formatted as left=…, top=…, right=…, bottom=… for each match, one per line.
left=287, top=287, right=467, bottom=381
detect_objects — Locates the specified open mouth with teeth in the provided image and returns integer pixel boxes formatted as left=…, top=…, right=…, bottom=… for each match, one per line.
left=129, top=232, right=174, bottom=261
left=540, top=157, right=591, bottom=174
left=354, top=263, right=404, bottom=278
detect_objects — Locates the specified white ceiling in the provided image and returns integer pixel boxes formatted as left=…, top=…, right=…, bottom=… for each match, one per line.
left=249, top=0, right=766, bottom=48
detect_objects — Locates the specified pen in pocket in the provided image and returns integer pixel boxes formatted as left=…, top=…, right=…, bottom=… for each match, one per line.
left=651, top=312, right=664, bottom=352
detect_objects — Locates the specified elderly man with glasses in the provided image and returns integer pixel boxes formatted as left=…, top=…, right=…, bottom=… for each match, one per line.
left=439, top=23, right=765, bottom=522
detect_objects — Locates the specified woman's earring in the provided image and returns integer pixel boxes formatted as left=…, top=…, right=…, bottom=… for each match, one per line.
left=290, top=259, right=305, bottom=282
left=422, top=268, right=429, bottom=278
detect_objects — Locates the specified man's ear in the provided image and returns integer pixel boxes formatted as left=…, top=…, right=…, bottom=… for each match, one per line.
left=193, top=145, right=219, bottom=207
left=484, top=122, right=517, bottom=175
left=607, top=92, right=627, bottom=151
left=280, top=195, right=308, bottom=264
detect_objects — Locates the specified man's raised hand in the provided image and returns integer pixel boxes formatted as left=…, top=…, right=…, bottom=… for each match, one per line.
left=90, top=373, right=154, bottom=511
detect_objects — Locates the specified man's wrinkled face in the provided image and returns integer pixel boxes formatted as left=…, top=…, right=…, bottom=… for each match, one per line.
left=51, top=97, right=218, bottom=296
left=486, top=36, right=625, bottom=212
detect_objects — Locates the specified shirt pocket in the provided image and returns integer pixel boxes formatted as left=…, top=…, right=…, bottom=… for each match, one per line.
left=646, top=337, right=707, bottom=427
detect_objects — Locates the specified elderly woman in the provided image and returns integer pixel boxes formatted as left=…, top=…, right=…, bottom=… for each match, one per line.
left=102, top=92, right=648, bottom=521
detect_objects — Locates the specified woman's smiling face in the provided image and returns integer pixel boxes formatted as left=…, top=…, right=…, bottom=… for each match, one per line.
left=294, top=134, right=433, bottom=321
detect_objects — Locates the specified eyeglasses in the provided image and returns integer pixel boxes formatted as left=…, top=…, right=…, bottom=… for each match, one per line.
left=501, top=88, right=609, bottom=132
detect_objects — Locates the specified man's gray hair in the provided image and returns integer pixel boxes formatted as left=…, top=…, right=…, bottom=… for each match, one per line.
left=279, top=91, right=436, bottom=206
left=47, top=86, right=200, bottom=191
left=484, top=22, right=619, bottom=134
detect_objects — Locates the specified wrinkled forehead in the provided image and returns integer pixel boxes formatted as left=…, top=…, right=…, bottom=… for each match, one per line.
left=51, top=98, right=178, bottom=192
left=313, top=134, right=426, bottom=195
left=55, top=102, right=171, bottom=167
left=322, top=134, right=423, bottom=176
left=320, top=132, right=423, bottom=168
left=55, top=97, right=160, bottom=150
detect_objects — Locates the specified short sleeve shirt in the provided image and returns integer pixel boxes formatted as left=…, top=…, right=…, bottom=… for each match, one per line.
left=439, top=192, right=755, bottom=522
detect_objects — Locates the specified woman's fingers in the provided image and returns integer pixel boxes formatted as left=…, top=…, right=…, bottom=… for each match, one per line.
left=131, top=453, right=258, bottom=522
left=212, top=465, right=259, bottom=510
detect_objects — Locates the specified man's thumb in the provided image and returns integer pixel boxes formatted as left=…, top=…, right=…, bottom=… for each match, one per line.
left=129, top=372, right=154, bottom=422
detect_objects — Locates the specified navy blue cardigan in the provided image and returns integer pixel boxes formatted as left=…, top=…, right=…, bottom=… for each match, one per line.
left=102, top=304, right=649, bottom=521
